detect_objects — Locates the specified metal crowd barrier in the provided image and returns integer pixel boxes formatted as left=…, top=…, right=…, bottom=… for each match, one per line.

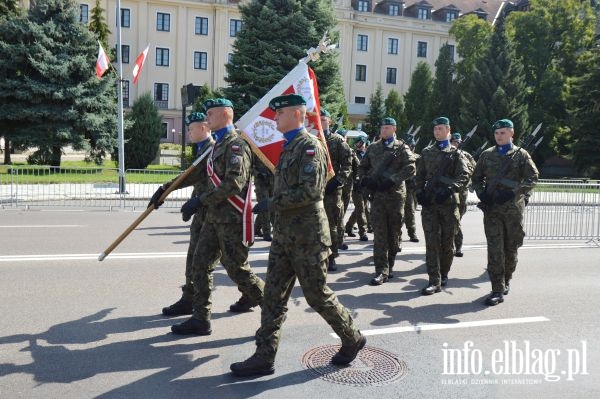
left=1, top=167, right=599, bottom=240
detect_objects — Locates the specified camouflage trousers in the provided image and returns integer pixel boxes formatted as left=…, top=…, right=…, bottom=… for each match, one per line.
left=324, top=190, right=344, bottom=257
left=191, top=222, right=265, bottom=321
left=371, top=192, right=404, bottom=275
left=254, top=176, right=274, bottom=235
left=254, top=237, right=360, bottom=363
left=483, top=210, right=525, bottom=293
left=402, top=188, right=417, bottom=239
left=342, top=182, right=352, bottom=215
left=182, top=213, right=204, bottom=301
left=454, top=189, right=469, bottom=251
left=421, top=203, right=459, bottom=285
left=345, top=189, right=368, bottom=236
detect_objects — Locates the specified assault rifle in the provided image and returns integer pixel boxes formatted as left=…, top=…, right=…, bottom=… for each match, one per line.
left=421, top=149, right=457, bottom=206
left=473, top=142, right=488, bottom=161
left=362, top=144, right=403, bottom=199
left=458, top=125, right=478, bottom=149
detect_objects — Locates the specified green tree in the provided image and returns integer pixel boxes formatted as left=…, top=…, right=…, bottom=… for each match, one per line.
left=0, top=0, right=20, bottom=17
left=122, top=93, right=163, bottom=169
left=224, top=0, right=344, bottom=117
left=506, top=0, right=596, bottom=160
left=567, top=45, right=600, bottom=177
left=431, top=43, right=459, bottom=127
left=384, top=89, right=407, bottom=134
left=449, top=15, right=493, bottom=78
left=88, top=0, right=111, bottom=51
left=459, top=19, right=529, bottom=153
left=403, top=61, right=433, bottom=148
left=0, top=0, right=118, bottom=166
left=363, top=83, right=385, bottom=141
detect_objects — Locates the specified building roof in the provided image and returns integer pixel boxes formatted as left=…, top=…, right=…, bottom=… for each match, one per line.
left=371, top=0, right=505, bottom=23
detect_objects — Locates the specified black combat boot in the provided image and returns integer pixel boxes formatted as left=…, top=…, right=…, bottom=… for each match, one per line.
left=229, top=296, right=260, bottom=313
left=441, top=275, right=449, bottom=287
left=331, top=334, right=367, bottom=365
left=230, top=354, right=275, bottom=377
left=370, top=273, right=388, bottom=286
left=162, top=286, right=193, bottom=316
left=328, top=257, right=337, bottom=272
left=409, top=235, right=419, bottom=243
left=485, top=292, right=504, bottom=306
left=171, top=318, right=211, bottom=335
left=388, top=256, right=395, bottom=278
left=262, top=232, right=272, bottom=242
left=421, top=284, right=441, bottom=295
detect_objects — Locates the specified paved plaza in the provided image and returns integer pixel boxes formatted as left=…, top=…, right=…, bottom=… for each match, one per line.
left=0, top=208, right=598, bottom=398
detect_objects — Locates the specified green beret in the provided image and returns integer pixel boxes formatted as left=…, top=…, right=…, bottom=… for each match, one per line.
left=381, top=117, right=396, bottom=126
left=337, top=128, right=347, bottom=136
left=268, top=94, right=306, bottom=110
left=185, top=112, right=206, bottom=126
left=320, top=108, right=331, bottom=118
left=492, top=119, right=514, bottom=130
left=356, top=135, right=368, bottom=143
left=432, top=117, right=450, bottom=126
left=202, top=98, right=233, bottom=112
left=451, top=132, right=462, bottom=141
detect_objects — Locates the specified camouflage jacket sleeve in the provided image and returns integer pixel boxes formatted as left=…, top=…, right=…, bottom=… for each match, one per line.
left=386, top=144, right=416, bottom=184
left=472, top=147, right=539, bottom=196
left=450, top=150, right=471, bottom=192
left=350, top=150, right=360, bottom=179
left=271, top=131, right=327, bottom=212
left=471, top=149, right=489, bottom=195
left=357, top=145, right=373, bottom=180
left=515, top=149, right=539, bottom=195
left=202, top=133, right=251, bottom=207
left=414, top=146, right=430, bottom=191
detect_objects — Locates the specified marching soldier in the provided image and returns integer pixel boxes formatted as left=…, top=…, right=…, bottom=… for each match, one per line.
left=148, top=112, right=214, bottom=317
left=345, top=135, right=369, bottom=242
left=252, top=155, right=274, bottom=242
left=321, top=109, right=352, bottom=271
left=230, top=94, right=365, bottom=377
left=450, top=132, right=476, bottom=257
left=171, top=98, right=265, bottom=335
left=471, top=119, right=538, bottom=306
left=359, top=117, right=416, bottom=286
left=415, top=117, right=470, bottom=295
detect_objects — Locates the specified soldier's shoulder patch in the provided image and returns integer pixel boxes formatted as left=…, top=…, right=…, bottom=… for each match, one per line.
left=303, top=163, right=316, bottom=174
left=305, top=147, right=316, bottom=156
left=230, top=154, right=241, bottom=165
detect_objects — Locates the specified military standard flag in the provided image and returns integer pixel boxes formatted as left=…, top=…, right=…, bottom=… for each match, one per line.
left=95, top=41, right=110, bottom=78
left=236, top=62, right=333, bottom=177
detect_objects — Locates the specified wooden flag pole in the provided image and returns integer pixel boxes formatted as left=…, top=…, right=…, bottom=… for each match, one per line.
left=98, top=145, right=213, bottom=261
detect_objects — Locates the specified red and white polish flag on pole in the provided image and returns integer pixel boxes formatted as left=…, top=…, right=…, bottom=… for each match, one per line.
left=236, top=62, right=334, bottom=178
left=95, top=41, right=110, bottom=78
left=132, top=44, right=149, bottom=84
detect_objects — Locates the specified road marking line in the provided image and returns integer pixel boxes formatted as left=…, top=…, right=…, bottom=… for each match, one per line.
left=331, top=316, right=550, bottom=338
left=0, top=225, right=82, bottom=228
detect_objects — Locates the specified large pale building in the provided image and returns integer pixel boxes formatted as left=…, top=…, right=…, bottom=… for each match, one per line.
left=21, top=0, right=506, bottom=142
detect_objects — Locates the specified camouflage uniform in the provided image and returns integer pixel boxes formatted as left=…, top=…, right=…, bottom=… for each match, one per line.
left=359, top=138, right=416, bottom=277
left=252, top=155, right=274, bottom=237
left=164, top=138, right=214, bottom=302
left=323, top=132, right=352, bottom=259
left=415, top=144, right=470, bottom=286
left=454, top=151, right=476, bottom=253
left=345, top=148, right=368, bottom=237
left=254, top=129, right=361, bottom=362
left=471, top=146, right=538, bottom=293
left=402, top=153, right=420, bottom=241
left=192, top=129, right=265, bottom=321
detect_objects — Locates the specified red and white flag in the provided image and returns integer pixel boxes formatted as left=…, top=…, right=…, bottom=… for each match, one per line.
left=236, top=62, right=333, bottom=177
left=95, top=41, right=110, bottom=79
left=132, top=44, right=149, bottom=84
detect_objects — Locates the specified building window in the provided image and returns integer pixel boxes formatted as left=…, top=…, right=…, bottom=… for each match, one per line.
left=121, top=45, right=130, bottom=64
left=355, top=96, right=366, bottom=104
left=195, top=17, right=208, bottom=35
left=355, top=64, right=367, bottom=81
left=357, top=34, right=368, bottom=51
left=417, top=41, right=427, bottom=58
left=157, top=12, right=170, bottom=32
left=389, top=4, right=400, bottom=16
left=447, top=44, right=455, bottom=60
left=161, top=122, right=169, bottom=139
left=230, top=19, right=242, bottom=37
left=386, top=68, right=397, bottom=84
left=357, top=1, right=369, bottom=12
left=194, top=52, right=208, bottom=70
left=79, top=4, right=88, bottom=23
left=417, top=8, right=429, bottom=20
left=122, top=80, right=130, bottom=108
left=121, top=8, right=130, bottom=28
left=154, top=83, right=168, bottom=101
left=388, top=38, right=398, bottom=55
left=446, top=11, right=458, bottom=22
left=156, top=48, right=169, bottom=66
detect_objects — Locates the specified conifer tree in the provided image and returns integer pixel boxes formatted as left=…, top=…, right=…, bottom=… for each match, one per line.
left=88, top=0, right=111, bottom=51
left=384, top=89, right=407, bottom=134
left=363, top=83, right=385, bottom=141
left=431, top=43, right=460, bottom=130
left=403, top=61, right=433, bottom=147
left=122, top=93, right=163, bottom=169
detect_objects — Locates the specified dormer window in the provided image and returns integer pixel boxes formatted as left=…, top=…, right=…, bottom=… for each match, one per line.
left=357, top=0, right=369, bottom=12
left=417, top=8, right=429, bottom=20
left=389, top=4, right=400, bottom=16
left=445, top=11, right=458, bottom=22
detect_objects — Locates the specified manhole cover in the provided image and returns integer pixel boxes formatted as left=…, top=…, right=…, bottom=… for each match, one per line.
left=302, top=345, right=408, bottom=386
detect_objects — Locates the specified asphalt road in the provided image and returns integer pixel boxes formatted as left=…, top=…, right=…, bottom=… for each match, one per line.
left=1, top=207, right=599, bottom=398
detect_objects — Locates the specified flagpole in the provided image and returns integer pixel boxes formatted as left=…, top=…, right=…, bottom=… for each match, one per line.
left=115, top=0, right=126, bottom=194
